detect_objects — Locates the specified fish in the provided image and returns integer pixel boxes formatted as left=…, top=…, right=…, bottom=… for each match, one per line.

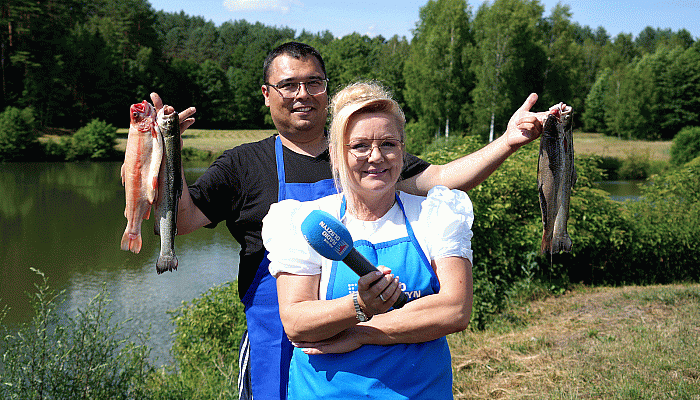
left=121, top=100, right=163, bottom=254
left=537, top=102, right=576, bottom=255
left=154, top=106, right=182, bottom=274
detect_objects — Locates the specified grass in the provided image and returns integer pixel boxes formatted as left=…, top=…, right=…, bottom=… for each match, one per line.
left=573, top=131, right=672, bottom=162
left=115, top=128, right=276, bottom=154
left=448, top=284, right=700, bottom=399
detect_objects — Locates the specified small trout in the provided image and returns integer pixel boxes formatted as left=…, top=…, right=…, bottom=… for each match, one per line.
left=154, top=106, right=182, bottom=273
left=121, top=101, right=162, bottom=253
left=537, top=103, right=576, bottom=255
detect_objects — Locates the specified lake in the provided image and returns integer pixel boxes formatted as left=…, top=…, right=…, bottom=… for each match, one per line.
left=0, top=161, right=239, bottom=365
left=0, top=161, right=641, bottom=366
left=595, top=180, right=644, bottom=202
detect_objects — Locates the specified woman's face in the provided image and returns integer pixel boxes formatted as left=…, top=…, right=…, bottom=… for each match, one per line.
left=344, top=112, right=403, bottom=201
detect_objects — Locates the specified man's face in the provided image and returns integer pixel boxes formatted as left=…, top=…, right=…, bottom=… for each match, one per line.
left=262, top=54, right=328, bottom=140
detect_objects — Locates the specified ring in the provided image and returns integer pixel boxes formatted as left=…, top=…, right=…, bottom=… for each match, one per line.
left=379, top=294, right=386, bottom=302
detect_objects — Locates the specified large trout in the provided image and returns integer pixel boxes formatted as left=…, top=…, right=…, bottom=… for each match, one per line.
left=121, top=101, right=163, bottom=254
left=538, top=103, right=576, bottom=255
left=154, top=106, right=182, bottom=273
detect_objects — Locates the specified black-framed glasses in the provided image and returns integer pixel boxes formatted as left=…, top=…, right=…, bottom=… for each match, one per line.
left=266, top=79, right=329, bottom=98
left=345, top=138, right=404, bottom=160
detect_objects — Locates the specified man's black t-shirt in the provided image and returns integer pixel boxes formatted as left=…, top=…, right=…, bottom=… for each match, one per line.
left=188, top=135, right=430, bottom=299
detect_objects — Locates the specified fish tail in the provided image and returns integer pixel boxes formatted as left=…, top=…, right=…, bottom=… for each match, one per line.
left=156, top=254, right=178, bottom=274
left=551, top=235, right=573, bottom=253
left=121, top=230, right=142, bottom=254
left=540, top=231, right=552, bottom=255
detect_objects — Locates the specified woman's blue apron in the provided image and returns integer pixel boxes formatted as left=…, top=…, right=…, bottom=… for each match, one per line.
left=286, top=194, right=454, bottom=400
left=240, top=136, right=337, bottom=400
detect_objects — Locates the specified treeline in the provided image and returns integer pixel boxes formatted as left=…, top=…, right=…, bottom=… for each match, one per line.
left=1, top=0, right=698, bottom=144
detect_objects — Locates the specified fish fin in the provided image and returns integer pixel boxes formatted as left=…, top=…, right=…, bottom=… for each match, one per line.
left=156, top=254, right=178, bottom=274
left=121, top=231, right=142, bottom=254
left=552, top=235, right=573, bottom=253
left=540, top=232, right=551, bottom=255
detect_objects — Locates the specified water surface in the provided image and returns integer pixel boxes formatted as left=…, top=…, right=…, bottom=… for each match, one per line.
left=0, top=161, right=239, bottom=365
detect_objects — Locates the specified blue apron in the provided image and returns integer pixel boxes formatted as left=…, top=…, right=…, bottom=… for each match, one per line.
left=286, top=194, right=454, bottom=400
left=241, top=136, right=337, bottom=400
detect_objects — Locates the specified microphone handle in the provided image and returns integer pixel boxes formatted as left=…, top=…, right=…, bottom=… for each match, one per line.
left=343, top=250, right=408, bottom=309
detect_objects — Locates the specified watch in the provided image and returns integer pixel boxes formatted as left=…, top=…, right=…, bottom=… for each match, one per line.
left=353, top=291, right=371, bottom=322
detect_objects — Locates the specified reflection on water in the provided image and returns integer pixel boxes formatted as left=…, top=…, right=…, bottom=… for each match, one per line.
left=0, top=161, right=239, bottom=365
left=596, top=180, right=644, bottom=202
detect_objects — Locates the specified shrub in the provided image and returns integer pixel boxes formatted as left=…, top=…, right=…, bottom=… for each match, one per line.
left=670, top=126, right=700, bottom=166
left=182, top=147, right=212, bottom=162
left=618, top=150, right=653, bottom=180
left=598, top=156, right=623, bottom=180
left=146, top=282, right=246, bottom=399
left=0, top=106, right=39, bottom=161
left=621, top=161, right=700, bottom=283
left=0, top=269, right=152, bottom=399
left=67, top=119, right=118, bottom=161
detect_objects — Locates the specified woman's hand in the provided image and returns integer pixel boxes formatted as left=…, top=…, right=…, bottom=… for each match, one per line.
left=357, top=266, right=403, bottom=317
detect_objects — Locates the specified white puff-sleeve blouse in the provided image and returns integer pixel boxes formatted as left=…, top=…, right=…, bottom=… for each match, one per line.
left=262, top=186, right=474, bottom=278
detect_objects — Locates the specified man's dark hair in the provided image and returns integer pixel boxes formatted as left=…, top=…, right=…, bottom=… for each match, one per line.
left=263, top=42, right=327, bottom=84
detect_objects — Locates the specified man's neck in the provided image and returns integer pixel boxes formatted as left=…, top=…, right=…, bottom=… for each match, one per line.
left=278, top=131, right=328, bottom=157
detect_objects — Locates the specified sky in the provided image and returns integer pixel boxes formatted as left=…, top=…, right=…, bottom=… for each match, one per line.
left=147, top=0, right=700, bottom=41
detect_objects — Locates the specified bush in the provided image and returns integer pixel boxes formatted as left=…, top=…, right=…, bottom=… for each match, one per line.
left=0, top=269, right=153, bottom=399
left=618, top=150, right=653, bottom=180
left=620, top=162, right=700, bottom=283
left=670, top=126, right=700, bottom=166
left=0, top=106, right=39, bottom=161
left=66, top=119, right=118, bottom=161
left=146, top=282, right=246, bottom=399
left=598, top=156, right=623, bottom=180
left=182, top=147, right=212, bottom=162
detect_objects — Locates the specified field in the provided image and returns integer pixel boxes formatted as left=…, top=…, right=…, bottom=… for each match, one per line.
left=449, top=284, right=700, bottom=399
left=573, top=132, right=672, bottom=162
left=115, top=128, right=276, bottom=154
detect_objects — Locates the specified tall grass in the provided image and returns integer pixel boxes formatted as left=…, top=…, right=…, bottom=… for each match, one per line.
left=0, top=269, right=153, bottom=399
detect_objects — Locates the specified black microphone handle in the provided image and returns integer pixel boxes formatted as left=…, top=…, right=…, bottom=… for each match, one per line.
left=342, top=250, right=408, bottom=309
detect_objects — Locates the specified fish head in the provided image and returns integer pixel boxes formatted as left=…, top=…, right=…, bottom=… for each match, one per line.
left=543, top=102, right=573, bottom=138
left=130, top=100, right=156, bottom=132
left=156, top=106, right=179, bottom=138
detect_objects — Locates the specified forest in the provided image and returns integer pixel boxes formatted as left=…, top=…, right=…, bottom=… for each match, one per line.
left=1, top=0, right=698, bottom=147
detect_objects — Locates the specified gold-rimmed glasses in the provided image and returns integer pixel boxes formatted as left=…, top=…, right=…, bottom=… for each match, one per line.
left=345, top=138, right=404, bottom=160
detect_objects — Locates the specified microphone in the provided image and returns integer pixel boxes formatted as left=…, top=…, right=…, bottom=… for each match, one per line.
left=300, top=209, right=408, bottom=309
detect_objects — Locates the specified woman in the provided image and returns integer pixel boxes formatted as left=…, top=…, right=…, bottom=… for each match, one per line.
left=262, top=81, right=474, bottom=399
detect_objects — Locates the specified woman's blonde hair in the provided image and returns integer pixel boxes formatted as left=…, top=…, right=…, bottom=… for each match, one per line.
left=328, top=81, right=406, bottom=196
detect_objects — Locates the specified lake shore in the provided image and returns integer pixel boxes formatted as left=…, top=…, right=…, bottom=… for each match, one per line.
left=113, top=128, right=673, bottom=162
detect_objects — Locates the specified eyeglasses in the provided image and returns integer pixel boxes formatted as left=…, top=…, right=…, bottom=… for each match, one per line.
left=345, top=138, right=404, bottom=160
left=266, top=79, right=329, bottom=99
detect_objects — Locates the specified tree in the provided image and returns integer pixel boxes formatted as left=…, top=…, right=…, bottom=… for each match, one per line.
left=582, top=68, right=611, bottom=133
left=538, top=3, right=587, bottom=117
left=404, top=0, right=474, bottom=142
left=321, top=33, right=383, bottom=91
left=470, top=0, right=545, bottom=142
left=0, top=106, right=38, bottom=161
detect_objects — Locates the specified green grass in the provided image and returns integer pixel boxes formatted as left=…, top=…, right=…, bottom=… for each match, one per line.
left=115, top=128, right=276, bottom=155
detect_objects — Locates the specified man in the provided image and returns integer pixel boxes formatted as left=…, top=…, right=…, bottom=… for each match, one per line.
left=152, top=41, right=545, bottom=399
